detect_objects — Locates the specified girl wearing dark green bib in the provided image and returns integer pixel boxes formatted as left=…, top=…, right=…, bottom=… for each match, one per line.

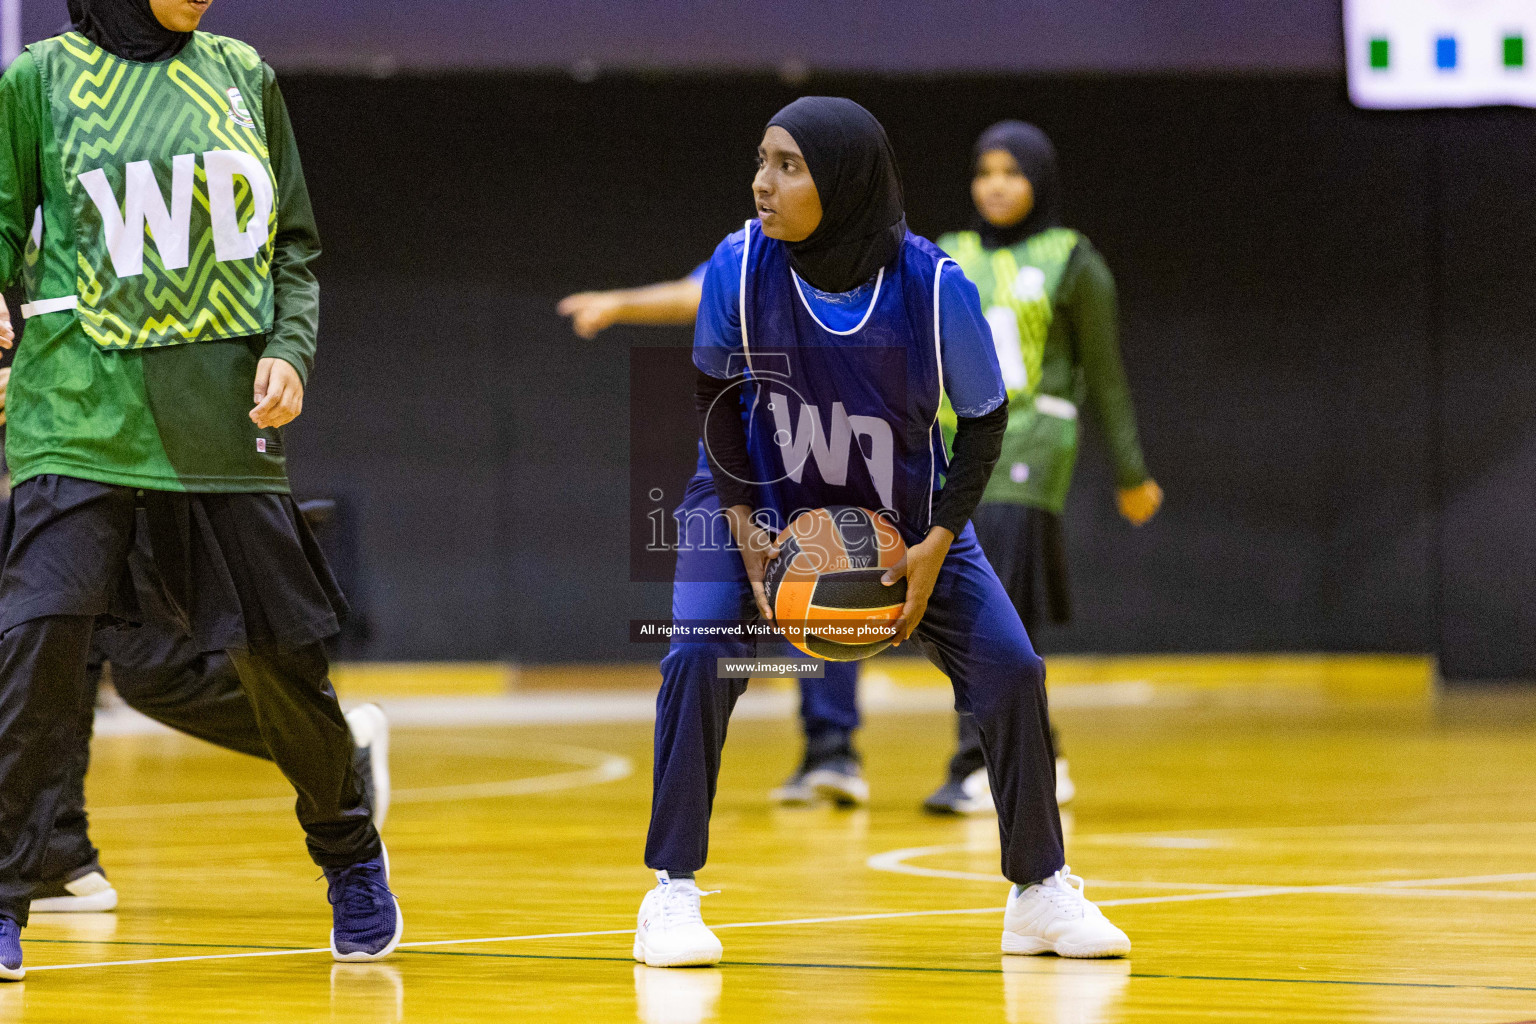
left=0, top=0, right=400, bottom=976
left=924, top=121, right=1163, bottom=815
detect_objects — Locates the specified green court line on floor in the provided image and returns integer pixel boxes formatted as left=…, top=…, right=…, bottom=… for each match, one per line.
left=24, top=938, right=304, bottom=951
left=397, top=948, right=1536, bottom=993
left=26, top=938, right=1536, bottom=994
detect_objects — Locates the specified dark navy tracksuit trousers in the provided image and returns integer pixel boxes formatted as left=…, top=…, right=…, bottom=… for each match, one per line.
left=645, top=476, right=1066, bottom=886
left=798, top=661, right=858, bottom=745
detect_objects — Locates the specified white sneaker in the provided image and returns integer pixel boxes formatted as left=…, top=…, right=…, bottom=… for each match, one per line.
left=346, top=703, right=391, bottom=829
left=633, top=872, right=723, bottom=968
left=1055, top=757, right=1076, bottom=806
left=961, top=767, right=996, bottom=813
left=1002, top=868, right=1131, bottom=958
left=30, top=870, right=118, bottom=913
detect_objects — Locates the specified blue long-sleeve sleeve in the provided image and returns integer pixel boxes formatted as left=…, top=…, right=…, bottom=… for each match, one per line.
left=930, top=262, right=1008, bottom=535
left=692, top=229, right=748, bottom=380
left=937, top=262, right=1006, bottom=419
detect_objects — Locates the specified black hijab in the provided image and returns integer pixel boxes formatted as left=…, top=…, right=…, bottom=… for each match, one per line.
left=68, top=0, right=191, bottom=63
left=972, top=120, right=1062, bottom=250
left=767, top=97, right=907, bottom=294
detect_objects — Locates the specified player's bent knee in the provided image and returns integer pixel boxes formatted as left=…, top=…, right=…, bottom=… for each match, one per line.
left=994, top=647, right=1046, bottom=690
left=969, top=650, right=1047, bottom=721
left=660, top=641, right=750, bottom=681
left=1019, top=651, right=1046, bottom=691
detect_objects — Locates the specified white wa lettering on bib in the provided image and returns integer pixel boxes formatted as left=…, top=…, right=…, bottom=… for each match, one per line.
left=78, top=149, right=273, bottom=278
left=769, top=392, right=896, bottom=510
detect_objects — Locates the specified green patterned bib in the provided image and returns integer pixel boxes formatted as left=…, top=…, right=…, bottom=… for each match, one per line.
left=937, top=228, right=1083, bottom=511
left=940, top=227, right=1079, bottom=412
left=29, top=31, right=275, bottom=350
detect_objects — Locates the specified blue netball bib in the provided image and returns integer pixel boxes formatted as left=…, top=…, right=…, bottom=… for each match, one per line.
left=732, top=222, right=952, bottom=543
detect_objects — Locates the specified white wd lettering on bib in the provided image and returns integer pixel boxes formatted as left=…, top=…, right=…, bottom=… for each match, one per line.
left=985, top=306, right=1029, bottom=392
left=769, top=393, right=895, bottom=510
left=78, top=149, right=272, bottom=278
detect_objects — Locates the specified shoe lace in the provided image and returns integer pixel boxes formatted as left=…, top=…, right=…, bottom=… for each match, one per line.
left=658, top=883, right=718, bottom=928
left=1035, top=867, right=1090, bottom=919
left=327, top=863, right=392, bottom=916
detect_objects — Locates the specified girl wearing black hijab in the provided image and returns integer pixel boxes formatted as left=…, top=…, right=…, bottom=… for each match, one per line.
left=923, top=122, right=1163, bottom=816
left=634, top=98, right=1131, bottom=967
left=0, top=0, right=399, bottom=974
left=66, top=0, right=195, bottom=62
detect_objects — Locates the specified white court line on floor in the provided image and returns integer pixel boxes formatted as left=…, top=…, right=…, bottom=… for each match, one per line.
left=1357, top=871, right=1536, bottom=888
left=89, top=692, right=836, bottom=733
left=1095, top=883, right=1536, bottom=907
left=1072, top=820, right=1536, bottom=844
left=24, top=911, right=1009, bottom=972
left=90, top=681, right=1157, bottom=738
left=26, top=867, right=1536, bottom=974
left=868, top=844, right=1256, bottom=886
left=26, top=946, right=336, bottom=972
left=869, top=844, right=1536, bottom=899
left=87, top=744, right=632, bottom=819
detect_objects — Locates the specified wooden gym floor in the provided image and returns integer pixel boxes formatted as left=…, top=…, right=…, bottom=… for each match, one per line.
left=7, top=657, right=1535, bottom=1023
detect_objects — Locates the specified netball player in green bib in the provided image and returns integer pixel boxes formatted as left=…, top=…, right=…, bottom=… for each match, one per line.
left=0, top=0, right=400, bottom=976
left=925, top=121, right=1163, bottom=814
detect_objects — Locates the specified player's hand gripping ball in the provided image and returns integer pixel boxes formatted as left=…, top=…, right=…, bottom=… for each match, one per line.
left=763, top=507, right=908, bottom=661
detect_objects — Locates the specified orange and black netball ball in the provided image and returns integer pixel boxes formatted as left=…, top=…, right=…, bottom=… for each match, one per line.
left=763, top=506, right=907, bottom=661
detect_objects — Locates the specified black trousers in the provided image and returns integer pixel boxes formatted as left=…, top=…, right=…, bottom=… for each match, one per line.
left=946, top=503, right=1071, bottom=783
left=44, top=634, right=272, bottom=886
left=0, top=477, right=377, bottom=925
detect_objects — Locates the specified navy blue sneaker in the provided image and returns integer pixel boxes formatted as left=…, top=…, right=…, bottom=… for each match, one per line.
left=0, top=916, right=22, bottom=981
left=325, top=846, right=402, bottom=962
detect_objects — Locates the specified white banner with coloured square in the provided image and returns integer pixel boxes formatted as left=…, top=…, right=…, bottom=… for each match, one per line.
left=1345, top=0, right=1536, bottom=108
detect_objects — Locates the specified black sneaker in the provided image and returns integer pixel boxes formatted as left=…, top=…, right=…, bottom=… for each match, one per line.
left=769, top=767, right=816, bottom=805
left=804, top=755, right=869, bottom=807
left=770, top=732, right=868, bottom=807
left=922, top=769, right=995, bottom=816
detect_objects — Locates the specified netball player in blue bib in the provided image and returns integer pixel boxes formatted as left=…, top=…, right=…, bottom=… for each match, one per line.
left=633, top=98, right=1131, bottom=967
left=560, top=262, right=870, bottom=810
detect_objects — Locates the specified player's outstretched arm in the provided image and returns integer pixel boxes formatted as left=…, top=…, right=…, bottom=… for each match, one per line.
left=557, top=277, right=704, bottom=338
left=1067, top=244, right=1161, bottom=525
